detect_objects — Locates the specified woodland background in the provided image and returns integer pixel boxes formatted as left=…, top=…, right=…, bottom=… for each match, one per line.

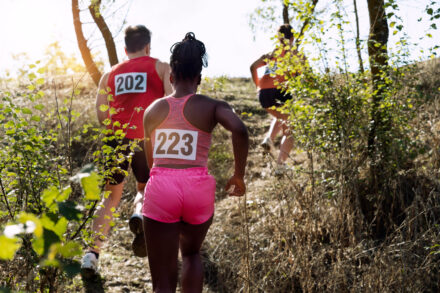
left=0, top=0, right=439, bottom=292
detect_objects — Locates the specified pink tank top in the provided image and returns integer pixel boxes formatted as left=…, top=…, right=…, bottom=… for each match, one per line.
left=151, top=94, right=212, bottom=167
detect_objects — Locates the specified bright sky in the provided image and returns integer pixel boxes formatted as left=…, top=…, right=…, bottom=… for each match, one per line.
left=0, top=0, right=437, bottom=78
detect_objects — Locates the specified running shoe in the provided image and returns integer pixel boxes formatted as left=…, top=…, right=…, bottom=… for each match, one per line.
left=129, top=214, right=147, bottom=257
left=81, top=252, right=98, bottom=277
left=260, top=137, right=274, bottom=153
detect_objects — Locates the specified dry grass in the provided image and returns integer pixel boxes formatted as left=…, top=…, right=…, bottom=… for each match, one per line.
left=1, top=66, right=439, bottom=292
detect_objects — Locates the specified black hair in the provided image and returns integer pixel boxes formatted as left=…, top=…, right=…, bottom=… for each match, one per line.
left=124, top=25, right=151, bottom=53
left=278, top=24, right=293, bottom=40
left=169, top=32, right=208, bottom=82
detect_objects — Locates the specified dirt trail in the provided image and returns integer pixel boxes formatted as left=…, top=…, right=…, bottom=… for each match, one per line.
left=77, top=78, right=302, bottom=292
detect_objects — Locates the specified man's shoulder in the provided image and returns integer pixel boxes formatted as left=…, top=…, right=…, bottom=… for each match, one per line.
left=154, top=59, right=170, bottom=69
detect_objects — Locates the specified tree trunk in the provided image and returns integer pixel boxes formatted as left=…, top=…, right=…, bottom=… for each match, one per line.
left=365, top=0, right=391, bottom=239
left=89, top=0, right=119, bottom=66
left=72, top=0, right=102, bottom=86
left=353, top=0, right=364, bottom=73
left=366, top=0, right=389, bottom=156
left=282, top=1, right=290, bottom=24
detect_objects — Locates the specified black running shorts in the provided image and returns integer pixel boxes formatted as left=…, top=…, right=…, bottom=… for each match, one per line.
left=258, top=88, right=292, bottom=108
left=104, top=137, right=149, bottom=185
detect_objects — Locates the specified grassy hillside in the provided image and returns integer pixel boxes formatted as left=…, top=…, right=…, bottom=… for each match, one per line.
left=1, top=59, right=440, bottom=292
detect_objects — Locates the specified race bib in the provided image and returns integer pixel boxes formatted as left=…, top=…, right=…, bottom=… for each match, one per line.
left=264, top=64, right=278, bottom=76
left=114, top=72, right=147, bottom=96
left=153, top=129, right=198, bottom=160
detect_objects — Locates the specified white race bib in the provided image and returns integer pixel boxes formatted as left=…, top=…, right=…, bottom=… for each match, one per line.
left=153, top=129, right=198, bottom=160
left=114, top=72, right=147, bottom=96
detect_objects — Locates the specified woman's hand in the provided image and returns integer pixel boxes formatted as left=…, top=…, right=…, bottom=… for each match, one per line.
left=225, top=175, right=246, bottom=197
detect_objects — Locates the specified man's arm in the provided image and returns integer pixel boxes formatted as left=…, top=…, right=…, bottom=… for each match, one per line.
left=95, top=72, right=110, bottom=126
left=156, top=60, right=173, bottom=96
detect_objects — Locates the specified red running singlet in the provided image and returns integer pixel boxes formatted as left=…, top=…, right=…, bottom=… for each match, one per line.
left=107, top=56, right=165, bottom=139
left=151, top=94, right=212, bottom=167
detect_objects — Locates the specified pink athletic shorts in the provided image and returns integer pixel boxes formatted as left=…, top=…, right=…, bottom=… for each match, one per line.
left=142, top=167, right=216, bottom=224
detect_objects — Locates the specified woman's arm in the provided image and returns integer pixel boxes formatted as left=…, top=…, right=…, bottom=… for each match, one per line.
left=215, top=101, right=249, bottom=196
left=143, top=108, right=154, bottom=170
left=250, top=53, right=272, bottom=88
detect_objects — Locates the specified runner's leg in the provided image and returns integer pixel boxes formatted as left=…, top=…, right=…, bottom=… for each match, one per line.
left=180, top=216, right=213, bottom=293
left=91, top=182, right=125, bottom=252
left=267, top=117, right=282, bottom=141
left=144, top=217, right=180, bottom=292
left=133, top=183, right=145, bottom=214
left=278, top=134, right=294, bottom=164
left=131, top=139, right=149, bottom=216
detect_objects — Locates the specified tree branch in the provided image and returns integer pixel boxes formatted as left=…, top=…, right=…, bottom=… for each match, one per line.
left=88, top=0, right=119, bottom=66
left=72, top=0, right=102, bottom=86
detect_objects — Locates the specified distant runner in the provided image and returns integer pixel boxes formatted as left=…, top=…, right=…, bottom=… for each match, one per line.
left=250, top=24, right=301, bottom=173
left=142, top=32, right=249, bottom=292
left=81, top=25, right=172, bottom=275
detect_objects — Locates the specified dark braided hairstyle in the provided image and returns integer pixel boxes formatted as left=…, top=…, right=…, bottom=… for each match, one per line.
left=170, top=32, right=208, bottom=82
left=278, top=24, right=293, bottom=40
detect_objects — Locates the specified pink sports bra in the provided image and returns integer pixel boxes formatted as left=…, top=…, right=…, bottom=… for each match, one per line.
left=151, top=94, right=212, bottom=167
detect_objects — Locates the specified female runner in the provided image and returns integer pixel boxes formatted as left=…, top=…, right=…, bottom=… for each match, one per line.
left=142, top=32, right=249, bottom=292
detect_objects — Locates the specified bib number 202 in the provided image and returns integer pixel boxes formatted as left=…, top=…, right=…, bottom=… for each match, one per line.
left=153, top=129, right=198, bottom=161
left=114, top=72, right=147, bottom=96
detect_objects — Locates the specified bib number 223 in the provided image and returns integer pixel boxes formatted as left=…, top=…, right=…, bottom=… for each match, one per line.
left=153, top=129, right=198, bottom=161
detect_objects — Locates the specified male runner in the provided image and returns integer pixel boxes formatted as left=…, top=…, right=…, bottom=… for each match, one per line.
left=81, top=24, right=172, bottom=275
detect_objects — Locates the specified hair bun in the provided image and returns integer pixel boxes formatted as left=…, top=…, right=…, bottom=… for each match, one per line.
left=184, top=32, right=196, bottom=41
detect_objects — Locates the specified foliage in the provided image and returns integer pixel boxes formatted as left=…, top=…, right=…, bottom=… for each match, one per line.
left=203, top=0, right=440, bottom=292
left=0, top=60, right=134, bottom=291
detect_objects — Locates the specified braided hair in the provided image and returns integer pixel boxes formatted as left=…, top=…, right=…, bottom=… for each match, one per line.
left=170, top=32, right=208, bottom=82
left=278, top=24, right=293, bottom=40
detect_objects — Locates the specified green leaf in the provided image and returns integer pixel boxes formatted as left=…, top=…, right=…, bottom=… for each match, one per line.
left=58, top=241, right=82, bottom=258
left=36, top=78, right=45, bottom=85
left=38, top=228, right=61, bottom=256
left=34, top=104, right=45, bottom=110
left=81, top=172, right=101, bottom=200
left=0, top=236, right=21, bottom=260
left=32, top=236, right=44, bottom=255
left=28, top=73, right=36, bottom=80
left=27, top=84, right=36, bottom=91
left=53, top=217, right=68, bottom=237
left=0, top=286, right=12, bottom=293
left=60, top=260, right=81, bottom=277
left=99, top=104, right=109, bottom=112
left=36, top=90, right=45, bottom=98
left=57, top=186, right=71, bottom=202
left=31, top=116, right=41, bottom=122
left=58, top=201, right=81, bottom=221
left=103, top=118, right=111, bottom=126
left=21, top=108, right=32, bottom=115
left=42, top=186, right=59, bottom=209
left=0, top=235, right=21, bottom=260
